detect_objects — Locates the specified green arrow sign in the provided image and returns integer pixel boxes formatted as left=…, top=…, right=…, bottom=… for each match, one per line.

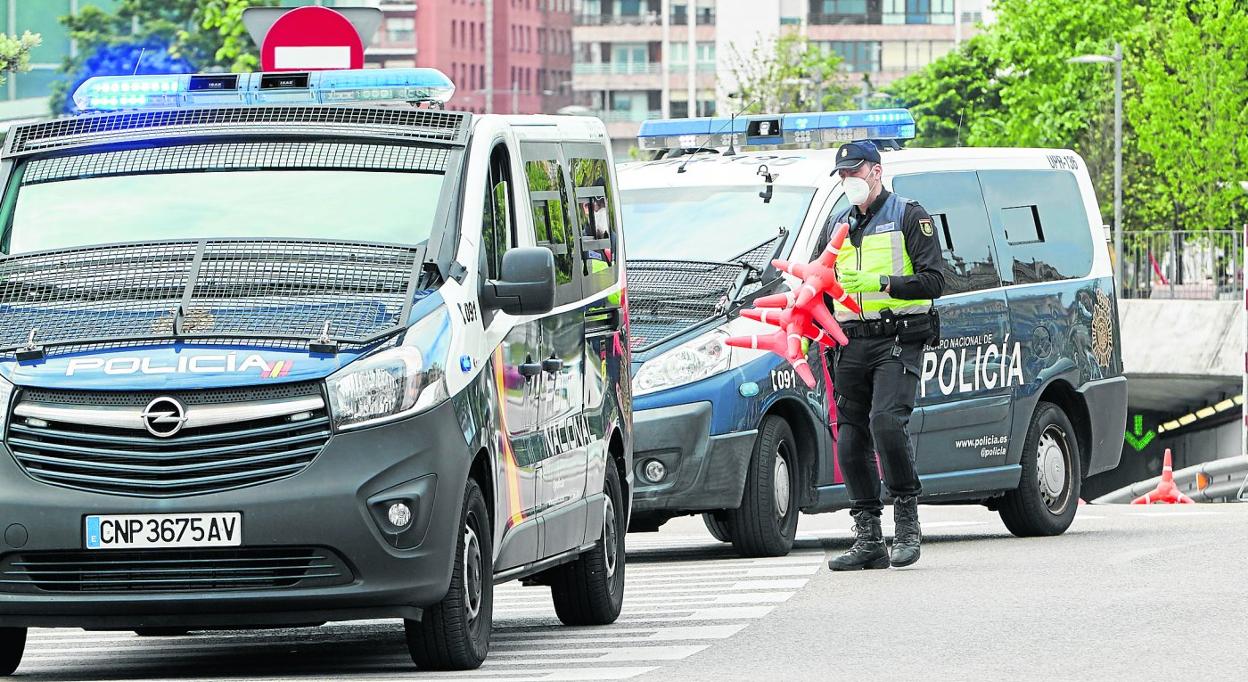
left=1124, top=414, right=1156, bottom=452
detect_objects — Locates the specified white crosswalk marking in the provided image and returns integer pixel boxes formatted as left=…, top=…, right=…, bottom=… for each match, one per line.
left=14, top=535, right=825, bottom=680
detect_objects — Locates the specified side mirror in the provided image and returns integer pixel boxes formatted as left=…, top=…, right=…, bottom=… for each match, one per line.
left=481, top=247, right=556, bottom=316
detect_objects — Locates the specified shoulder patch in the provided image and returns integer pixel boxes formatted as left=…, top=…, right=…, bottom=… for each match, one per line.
left=919, top=218, right=934, bottom=237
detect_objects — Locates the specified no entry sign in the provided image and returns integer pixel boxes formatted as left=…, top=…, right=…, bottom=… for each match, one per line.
left=260, top=6, right=365, bottom=72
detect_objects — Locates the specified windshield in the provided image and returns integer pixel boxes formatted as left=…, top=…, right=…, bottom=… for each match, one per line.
left=0, top=143, right=446, bottom=255
left=621, top=185, right=816, bottom=262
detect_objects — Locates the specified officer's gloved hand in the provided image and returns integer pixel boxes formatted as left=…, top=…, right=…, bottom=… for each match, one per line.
left=838, top=269, right=881, bottom=294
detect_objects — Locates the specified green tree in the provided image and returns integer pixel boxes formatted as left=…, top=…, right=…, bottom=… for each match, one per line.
left=884, top=33, right=1004, bottom=148
left=50, top=0, right=276, bottom=114
left=0, top=31, right=41, bottom=89
left=1129, top=0, right=1248, bottom=232
left=725, top=32, right=857, bottom=113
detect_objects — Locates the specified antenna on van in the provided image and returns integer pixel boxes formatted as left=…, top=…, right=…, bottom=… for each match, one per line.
left=677, top=93, right=761, bottom=174
left=132, top=48, right=147, bottom=76
left=955, top=106, right=965, bottom=148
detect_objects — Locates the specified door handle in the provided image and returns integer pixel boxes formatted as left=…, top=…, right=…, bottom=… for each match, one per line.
left=518, top=361, right=543, bottom=378
left=542, top=357, right=564, bottom=373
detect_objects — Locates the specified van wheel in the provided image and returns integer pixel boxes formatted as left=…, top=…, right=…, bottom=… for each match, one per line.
left=405, top=478, right=492, bottom=670
left=134, top=628, right=189, bottom=637
left=0, top=628, right=25, bottom=676
left=702, top=511, right=734, bottom=543
left=550, top=461, right=625, bottom=626
left=726, top=416, right=800, bottom=558
left=999, top=401, right=1081, bottom=537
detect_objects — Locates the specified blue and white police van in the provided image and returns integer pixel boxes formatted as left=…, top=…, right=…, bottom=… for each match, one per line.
left=620, top=109, right=1127, bottom=557
left=0, top=68, right=631, bottom=673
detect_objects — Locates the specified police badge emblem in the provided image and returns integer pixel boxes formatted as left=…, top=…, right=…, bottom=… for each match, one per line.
left=919, top=218, right=934, bottom=237
left=1091, top=290, right=1113, bottom=368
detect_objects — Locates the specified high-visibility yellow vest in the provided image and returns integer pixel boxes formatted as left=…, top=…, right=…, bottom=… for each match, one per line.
left=833, top=193, right=932, bottom=322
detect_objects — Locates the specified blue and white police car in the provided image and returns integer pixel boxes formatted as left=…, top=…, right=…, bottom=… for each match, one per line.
left=619, top=109, right=1127, bottom=557
left=0, top=68, right=631, bottom=672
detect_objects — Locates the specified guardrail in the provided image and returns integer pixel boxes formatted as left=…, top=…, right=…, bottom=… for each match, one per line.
left=1120, top=229, right=1243, bottom=300
left=1092, top=455, right=1248, bottom=503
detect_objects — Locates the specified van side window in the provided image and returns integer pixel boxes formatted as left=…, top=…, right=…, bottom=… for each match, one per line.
left=978, top=169, right=1093, bottom=284
left=566, top=145, right=618, bottom=297
left=481, top=144, right=516, bottom=281
left=520, top=143, right=579, bottom=304
left=892, top=171, right=1002, bottom=295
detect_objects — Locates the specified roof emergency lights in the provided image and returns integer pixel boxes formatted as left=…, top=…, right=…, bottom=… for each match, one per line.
left=636, top=108, right=916, bottom=151
left=72, top=68, right=455, bottom=113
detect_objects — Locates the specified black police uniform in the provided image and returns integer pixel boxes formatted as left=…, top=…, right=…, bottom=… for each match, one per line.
left=815, top=189, right=945, bottom=519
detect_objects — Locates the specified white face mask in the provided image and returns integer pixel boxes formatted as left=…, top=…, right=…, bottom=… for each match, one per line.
left=842, top=176, right=872, bottom=205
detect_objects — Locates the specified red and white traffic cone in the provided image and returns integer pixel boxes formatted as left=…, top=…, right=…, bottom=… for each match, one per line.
left=1130, top=449, right=1194, bottom=505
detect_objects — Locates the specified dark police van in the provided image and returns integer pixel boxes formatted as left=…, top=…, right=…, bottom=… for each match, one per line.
left=619, top=109, right=1126, bottom=557
left=0, top=68, right=631, bottom=673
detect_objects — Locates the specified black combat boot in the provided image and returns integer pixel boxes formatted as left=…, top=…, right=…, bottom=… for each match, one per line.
left=890, top=495, right=921, bottom=567
left=828, top=511, right=890, bottom=571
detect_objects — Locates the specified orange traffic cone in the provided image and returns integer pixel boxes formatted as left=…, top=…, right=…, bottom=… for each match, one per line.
left=1130, top=449, right=1195, bottom=505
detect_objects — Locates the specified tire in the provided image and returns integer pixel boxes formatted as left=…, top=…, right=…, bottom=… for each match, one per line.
left=726, top=416, right=800, bottom=558
left=999, top=401, right=1082, bottom=537
left=134, top=628, right=190, bottom=637
left=550, top=460, right=626, bottom=626
left=405, top=478, right=493, bottom=670
left=0, top=628, right=25, bottom=676
left=702, top=511, right=734, bottom=543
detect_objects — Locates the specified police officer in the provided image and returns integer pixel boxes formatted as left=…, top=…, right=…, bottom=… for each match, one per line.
left=819, top=140, right=944, bottom=571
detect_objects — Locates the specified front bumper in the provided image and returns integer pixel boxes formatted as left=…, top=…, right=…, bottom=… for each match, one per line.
left=631, top=402, right=756, bottom=513
left=0, top=400, right=471, bottom=630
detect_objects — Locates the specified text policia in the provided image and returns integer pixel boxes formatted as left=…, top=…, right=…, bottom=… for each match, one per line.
left=920, top=333, right=1023, bottom=398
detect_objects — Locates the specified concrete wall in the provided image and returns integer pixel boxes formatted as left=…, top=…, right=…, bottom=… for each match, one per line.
left=1118, top=299, right=1242, bottom=379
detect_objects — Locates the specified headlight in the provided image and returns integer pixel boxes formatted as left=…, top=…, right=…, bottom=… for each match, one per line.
left=0, top=374, right=12, bottom=433
left=632, top=329, right=732, bottom=396
left=326, top=309, right=450, bottom=430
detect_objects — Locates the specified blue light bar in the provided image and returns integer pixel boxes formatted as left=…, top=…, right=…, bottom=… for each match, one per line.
left=72, top=68, right=455, bottom=113
left=636, top=108, right=916, bottom=150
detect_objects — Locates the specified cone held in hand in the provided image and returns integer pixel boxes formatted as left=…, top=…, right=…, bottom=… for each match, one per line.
left=724, top=328, right=816, bottom=388
left=724, top=223, right=857, bottom=390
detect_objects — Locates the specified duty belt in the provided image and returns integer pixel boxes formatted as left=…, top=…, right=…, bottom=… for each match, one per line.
left=842, top=313, right=929, bottom=339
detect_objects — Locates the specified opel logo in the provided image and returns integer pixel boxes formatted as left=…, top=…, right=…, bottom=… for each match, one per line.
left=141, top=397, right=188, bottom=438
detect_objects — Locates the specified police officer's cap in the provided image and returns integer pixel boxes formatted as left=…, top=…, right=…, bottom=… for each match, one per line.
left=833, top=141, right=881, bottom=170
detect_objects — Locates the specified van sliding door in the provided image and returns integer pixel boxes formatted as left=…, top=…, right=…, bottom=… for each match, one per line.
left=890, top=171, right=1015, bottom=481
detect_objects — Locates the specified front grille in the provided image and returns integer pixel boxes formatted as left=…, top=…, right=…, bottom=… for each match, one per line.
left=5, top=384, right=331, bottom=497
left=0, top=547, right=352, bottom=593
left=628, top=235, right=784, bottom=351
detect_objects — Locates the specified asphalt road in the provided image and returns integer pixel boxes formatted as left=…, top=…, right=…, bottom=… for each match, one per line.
left=12, top=504, right=1247, bottom=681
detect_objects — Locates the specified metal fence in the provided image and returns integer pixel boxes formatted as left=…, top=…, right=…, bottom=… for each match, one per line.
left=1120, top=229, right=1243, bottom=300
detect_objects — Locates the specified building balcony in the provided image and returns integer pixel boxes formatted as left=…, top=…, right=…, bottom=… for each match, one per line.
left=574, top=62, right=662, bottom=76
left=589, top=109, right=662, bottom=123
left=668, top=63, right=717, bottom=74
left=572, top=67, right=714, bottom=92
left=575, top=13, right=663, bottom=27
left=575, top=11, right=715, bottom=27
left=808, top=13, right=874, bottom=25
left=573, top=24, right=716, bottom=43
left=806, top=22, right=965, bottom=40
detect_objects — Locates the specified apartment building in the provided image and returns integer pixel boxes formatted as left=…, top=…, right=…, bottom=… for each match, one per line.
left=571, top=0, right=989, bottom=152
left=415, top=0, right=574, bottom=115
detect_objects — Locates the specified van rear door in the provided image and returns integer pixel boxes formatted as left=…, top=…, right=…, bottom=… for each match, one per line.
left=891, top=171, right=1016, bottom=480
